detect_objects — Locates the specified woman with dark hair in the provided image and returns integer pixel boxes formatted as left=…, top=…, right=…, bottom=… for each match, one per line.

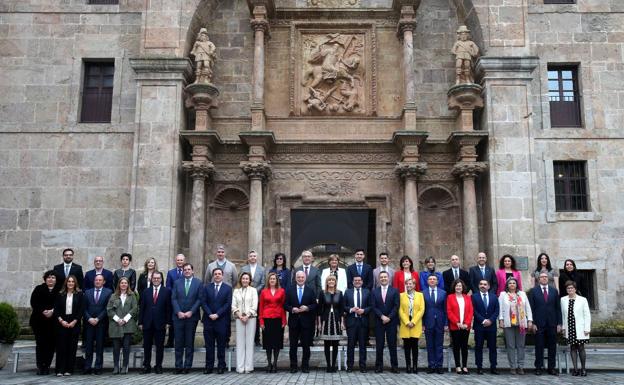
left=113, top=253, right=137, bottom=291
left=531, top=253, right=558, bottom=290
left=419, top=256, right=444, bottom=292
left=317, top=274, right=344, bottom=372
left=269, top=252, right=291, bottom=292
left=561, top=280, right=591, bottom=376
left=495, top=255, right=522, bottom=296
left=393, top=255, right=421, bottom=293
left=447, top=279, right=473, bottom=374
left=559, top=259, right=585, bottom=297
left=30, top=270, right=59, bottom=375
left=137, top=257, right=159, bottom=298
left=107, top=276, right=138, bottom=374
left=259, top=272, right=286, bottom=372
left=53, top=275, right=84, bottom=376
left=320, top=254, right=348, bottom=293
left=498, top=277, right=532, bottom=375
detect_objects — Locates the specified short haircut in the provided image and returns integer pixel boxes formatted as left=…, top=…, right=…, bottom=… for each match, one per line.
left=504, top=277, right=519, bottom=292
left=378, top=270, right=389, bottom=278
left=120, top=252, right=132, bottom=262
left=212, top=267, right=224, bottom=275
left=565, top=280, right=577, bottom=289
left=183, top=262, right=193, bottom=270
left=151, top=271, right=163, bottom=280
left=43, top=270, right=57, bottom=280
left=451, top=278, right=467, bottom=294
left=424, top=256, right=436, bottom=264
left=62, top=248, right=74, bottom=256
left=399, top=255, right=414, bottom=272
left=379, top=252, right=388, bottom=258
left=355, top=248, right=365, bottom=254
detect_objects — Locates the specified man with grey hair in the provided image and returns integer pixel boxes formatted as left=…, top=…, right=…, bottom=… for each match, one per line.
left=292, top=250, right=322, bottom=297
left=204, top=244, right=238, bottom=286
left=240, top=250, right=265, bottom=345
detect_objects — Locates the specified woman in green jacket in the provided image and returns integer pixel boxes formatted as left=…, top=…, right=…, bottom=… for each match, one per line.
left=107, top=276, right=138, bottom=374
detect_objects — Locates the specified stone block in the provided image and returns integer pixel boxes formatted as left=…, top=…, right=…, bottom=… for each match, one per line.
left=0, top=209, right=17, bottom=230
left=28, top=208, right=53, bottom=230
left=6, top=230, right=30, bottom=247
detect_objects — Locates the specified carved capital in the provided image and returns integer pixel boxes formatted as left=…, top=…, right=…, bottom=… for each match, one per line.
left=182, top=160, right=215, bottom=180
left=452, top=161, right=487, bottom=179
left=396, top=162, right=427, bottom=180
left=397, top=5, right=416, bottom=39
left=251, top=5, right=270, bottom=38
left=240, top=161, right=272, bottom=181
left=251, top=18, right=270, bottom=34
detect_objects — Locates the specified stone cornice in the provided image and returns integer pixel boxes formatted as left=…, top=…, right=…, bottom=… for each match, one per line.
left=130, top=58, right=193, bottom=82
left=247, top=0, right=275, bottom=18
left=447, top=131, right=488, bottom=147
left=475, top=56, right=540, bottom=83
left=180, top=130, right=223, bottom=149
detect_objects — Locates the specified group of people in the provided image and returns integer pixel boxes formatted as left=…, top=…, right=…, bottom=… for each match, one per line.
left=30, top=246, right=592, bottom=377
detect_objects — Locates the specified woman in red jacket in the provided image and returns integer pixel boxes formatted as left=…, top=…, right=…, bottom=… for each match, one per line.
left=393, top=256, right=421, bottom=293
left=258, top=272, right=286, bottom=372
left=446, top=278, right=473, bottom=374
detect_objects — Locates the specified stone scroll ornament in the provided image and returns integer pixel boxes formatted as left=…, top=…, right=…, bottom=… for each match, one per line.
left=190, top=28, right=217, bottom=84
left=300, top=33, right=365, bottom=115
left=451, top=25, right=479, bottom=85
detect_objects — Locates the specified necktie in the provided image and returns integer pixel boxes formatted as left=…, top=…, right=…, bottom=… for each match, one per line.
left=356, top=288, right=361, bottom=308
left=304, top=266, right=309, bottom=277
left=431, top=289, right=436, bottom=303
left=177, top=268, right=182, bottom=278
left=185, top=279, right=190, bottom=295
left=95, top=289, right=100, bottom=303
left=65, top=265, right=70, bottom=277
left=481, top=267, right=485, bottom=278
left=298, top=287, right=303, bottom=304
left=357, top=264, right=362, bottom=276
left=543, top=287, right=548, bottom=302
left=382, top=287, right=386, bottom=303
left=454, top=269, right=458, bottom=280
left=482, top=293, right=488, bottom=308
left=153, top=287, right=158, bottom=304
left=215, top=284, right=220, bottom=298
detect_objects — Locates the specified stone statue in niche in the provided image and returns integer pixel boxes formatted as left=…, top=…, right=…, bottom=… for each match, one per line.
left=190, top=28, right=217, bottom=84
left=301, top=33, right=365, bottom=115
left=451, top=25, right=479, bottom=85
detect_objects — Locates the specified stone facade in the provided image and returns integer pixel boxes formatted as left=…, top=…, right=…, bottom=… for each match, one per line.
left=0, top=0, right=622, bottom=321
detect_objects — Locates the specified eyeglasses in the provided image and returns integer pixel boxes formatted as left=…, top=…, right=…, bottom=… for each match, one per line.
left=64, top=254, right=73, bottom=257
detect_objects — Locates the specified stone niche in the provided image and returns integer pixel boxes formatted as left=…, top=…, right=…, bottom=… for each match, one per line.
left=291, top=22, right=377, bottom=116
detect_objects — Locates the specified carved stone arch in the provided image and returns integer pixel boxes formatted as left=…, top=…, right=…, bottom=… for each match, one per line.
left=417, top=185, right=458, bottom=209
left=212, top=185, right=250, bottom=210
left=449, top=0, right=485, bottom=54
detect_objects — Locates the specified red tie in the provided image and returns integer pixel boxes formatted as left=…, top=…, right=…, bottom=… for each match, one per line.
left=153, top=287, right=158, bottom=304
left=543, top=287, right=548, bottom=302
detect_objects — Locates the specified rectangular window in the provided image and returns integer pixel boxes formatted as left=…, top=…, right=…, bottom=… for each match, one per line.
left=553, top=161, right=588, bottom=212
left=544, top=0, right=575, bottom=4
left=88, top=0, right=119, bottom=4
left=548, top=65, right=582, bottom=127
left=80, top=61, right=114, bottom=123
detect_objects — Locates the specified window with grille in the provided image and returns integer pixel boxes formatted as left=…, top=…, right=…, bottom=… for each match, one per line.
left=548, top=65, right=582, bottom=127
left=553, top=161, right=588, bottom=212
left=80, top=61, right=114, bottom=123
left=88, top=0, right=119, bottom=4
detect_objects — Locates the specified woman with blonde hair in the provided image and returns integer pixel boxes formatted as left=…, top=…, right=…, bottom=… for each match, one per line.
left=398, top=277, right=424, bottom=373
left=107, top=276, right=138, bottom=374
left=320, top=254, right=348, bottom=293
left=259, top=271, right=286, bottom=372
left=317, top=274, right=345, bottom=372
left=232, top=272, right=258, bottom=373
left=137, top=257, right=159, bottom=298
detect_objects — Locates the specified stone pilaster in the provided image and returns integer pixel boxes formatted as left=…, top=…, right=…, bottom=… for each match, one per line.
left=250, top=5, right=270, bottom=131
left=397, top=6, right=417, bottom=130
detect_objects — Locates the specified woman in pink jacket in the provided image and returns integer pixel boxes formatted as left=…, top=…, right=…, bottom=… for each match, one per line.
left=495, top=255, right=522, bottom=296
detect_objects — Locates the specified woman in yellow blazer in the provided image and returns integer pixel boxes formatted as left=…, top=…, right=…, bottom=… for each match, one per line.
left=399, top=277, right=425, bottom=373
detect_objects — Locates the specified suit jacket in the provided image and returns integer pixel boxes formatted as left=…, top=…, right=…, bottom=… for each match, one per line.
left=53, top=263, right=84, bottom=292
left=84, top=269, right=114, bottom=291
left=284, top=285, right=317, bottom=329
left=446, top=293, right=474, bottom=331
left=346, top=263, right=374, bottom=290
left=53, top=291, right=84, bottom=324
left=166, top=267, right=184, bottom=289
left=373, top=266, right=396, bottom=288
left=343, top=287, right=371, bottom=328
left=422, top=287, right=447, bottom=330
left=83, top=287, right=112, bottom=323
left=398, top=291, right=425, bottom=338
left=528, top=285, right=562, bottom=328
left=201, top=282, right=232, bottom=333
left=392, top=270, right=421, bottom=293
left=561, top=295, right=591, bottom=340
left=442, top=268, right=470, bottom=294
left=320, top=267, right=347, bottom=293
left=468, top=265, right=498, bottom=294
left=471, top=291, right=499, bottom=331
left=419, top=271, right=444, bottom=293
left=292, top=265, right=322, bottom=297
left=240, top=264, right=266, bottom=294
left=139, top=285, right=171, bottom=330
left=495, top=269, right=522, bottom=296
left=171, top=276, right=203, bottom=322
left=371, top=286, right=399, bottom=326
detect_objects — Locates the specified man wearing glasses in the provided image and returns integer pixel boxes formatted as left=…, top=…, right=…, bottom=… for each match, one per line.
left=53, top=248, right=84, bottom=291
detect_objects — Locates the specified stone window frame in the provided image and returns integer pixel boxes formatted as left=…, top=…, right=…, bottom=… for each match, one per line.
left=544, top=157, right=601, bottom=222
left=546, top=64, right=583, bottom=128
left=73, top=57, right=124, bottom=125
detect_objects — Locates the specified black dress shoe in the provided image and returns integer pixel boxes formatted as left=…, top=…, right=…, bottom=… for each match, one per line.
left=426, top=368, right=435, bottom=374
left=302, top=367, right=310, bottom=373
left=391, top=367, right=400, bottom=374
left=580, top=369, right=587, bottom=376
left=93, top=369, right=102, bottom=375
left=82, top=368, right=92, bottom=375
left=204, top=368, right=213, bottom=374
left=374, top=367, right=383, bottom=373
left=346, top=367, right=353, bottom=373
left=290, top=368, right=298, bottom=373
left=183, top=368, right=190, bottom=374
left=174, top=369, right=183, bottom=374
left=534, top=369, right=543, bottom=375
left=476, top=368, right=484, bottom=375
left=217, top=368, right=225, bottom=374
left=436, top=368, right=444, bottom=374
left=548, top=369, right=559, bottom=376
left=360, top=368, right=367, bottom=373
left=154, top=367, right=163, bottom=374
left=490, top=368, right=499, bottom=375
left=140, top=367, right=151, bottom=375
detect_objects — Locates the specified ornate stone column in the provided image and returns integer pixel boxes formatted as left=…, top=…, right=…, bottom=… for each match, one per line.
left=397, top=5, right=417, bottom=130
left=182, top=160, right=214, bottom=271
left=250, top=5, right=270, bottom=131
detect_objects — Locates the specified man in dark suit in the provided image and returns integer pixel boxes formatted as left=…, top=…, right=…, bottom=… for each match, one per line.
left=371, top=271, right=400, bottom=373
left=165, top=253, right=186, bottom=347
left=346, top=249, right=374, bottom=290
left=82, top=274, right=112, bottom=374
left=442, top=254, right=470, bottom=294
left=291, top=250, right=322, bottom=297
left=84, top=255, right=114, bottom=291
left=139, top=271, right=171, bottom=374
left=201, top=268, right=232, bottom=374
left=528, top=271, right=562, bottom=376
left=171, top=263, right=203, bottom=374
left=423, top=274, right=447, bottom=374
left=468, top=252, right=497, bottom=294
left=343, top=275, right=371, bottom=373
left=53, top=248, right=84, bottom=291
left=285, top=270, right=317, bottom=373
left=471, top=279, right=499, bottom=374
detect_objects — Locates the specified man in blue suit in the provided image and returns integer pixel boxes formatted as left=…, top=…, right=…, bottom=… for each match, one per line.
left=285, top=271, right=318, bottom=373
left=165, top=253, right=186, bottom=347
left=468, top=252, right=497, bottom=294
left=471, top=279, right=499, bottom=374
left=201, top=268, right=232, bottom=374
left=343, top=275, right=371, bottom=373
left=423, top=274, right=447, bottom=374
left=83, top=256, right=114, bottom=291
left=82, top=274, right=112, bottom=374
left=346, top=249, right=374, bottom=290
left=371, top=271, right=400, bottom=373
left=528, top=272, right=562, bottom=376
left=171, top=262, right=203, bottom=374
left=139, top=271, right=171, bottom=374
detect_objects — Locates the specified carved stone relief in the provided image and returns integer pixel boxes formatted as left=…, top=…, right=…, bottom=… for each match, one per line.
left=270, top=153, right=397, bottom=163
left=308, top=180, right=356, bottom=196
left=307, top=0, right=360, bottom=7
left=272, top=170, right=395, bottom=181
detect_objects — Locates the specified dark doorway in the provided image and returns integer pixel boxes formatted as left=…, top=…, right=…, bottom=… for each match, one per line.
left=290, top=209, right=376, bottom=268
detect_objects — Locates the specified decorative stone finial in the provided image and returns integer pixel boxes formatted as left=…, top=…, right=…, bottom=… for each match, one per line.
left=451, top=25, right=479, bottom=85
left=190, top=28, right=217, bottom=84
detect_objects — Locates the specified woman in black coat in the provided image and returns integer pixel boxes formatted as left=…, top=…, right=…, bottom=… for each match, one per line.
left=53, top=274, right=84, bottom=376
left=30, top=270, right=59, bottom=375
left=317, top=275, right=345, bottom=372
left=559, top=259, right=586, bottom=298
